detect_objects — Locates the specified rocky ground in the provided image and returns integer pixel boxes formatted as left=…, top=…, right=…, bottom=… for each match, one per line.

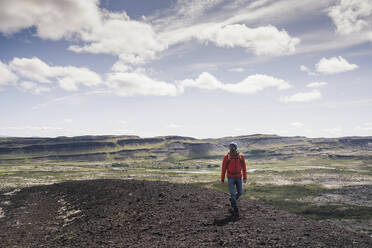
left=0, top=179, right=371, bottom=247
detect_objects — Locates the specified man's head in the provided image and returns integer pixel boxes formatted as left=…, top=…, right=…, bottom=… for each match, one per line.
left=229, top=142, right=238, bottom=153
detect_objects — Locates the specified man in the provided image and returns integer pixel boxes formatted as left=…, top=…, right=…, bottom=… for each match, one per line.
left=221, top=142, right=247, bottom=218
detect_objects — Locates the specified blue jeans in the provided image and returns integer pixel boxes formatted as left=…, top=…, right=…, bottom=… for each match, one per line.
left=228, top=177, right=242, bottom=210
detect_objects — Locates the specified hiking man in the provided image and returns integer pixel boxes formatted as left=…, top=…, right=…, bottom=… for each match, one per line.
left=221, top=142, right=247, bottom=217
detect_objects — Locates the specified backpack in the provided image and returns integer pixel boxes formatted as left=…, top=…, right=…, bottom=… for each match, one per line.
left=226, top=152, right=243, bottom=166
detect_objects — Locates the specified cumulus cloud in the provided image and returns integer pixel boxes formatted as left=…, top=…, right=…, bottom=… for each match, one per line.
left=9, top=57, right=55, bottom=83
left=280, top=90, right=321, bottom=103
left=201, top=24, right=300, bottom=56
left=0, top=61, right=18, bottom=88
left=300, top=65, right=317, bottom=76
left=18, top=81, right=51, bottom=94
left=315, top=56, right=358, bottom=74
left=105, top=71, right=291, bottom=97
left=328, top=0, right=372, bottom=35
left=161, top=24, right=300, bottom=56
left=106, top=72, right=179, bottom=97
left=9, top=57, right=102, bottom=91
left=68, top=11, right=166, bottom=65
left=306, top=81, right=327, bottom=88
left=179, top=72, right=291, bottom=94
left=0, top=0, right=101, bottom=40
left=223, top=74, right=292, bottom=93
left=0, top=0, right=300, bottom=66
left=178, top=72, right=223, bottom=91
left=111, top=61, right=133, bottom=72
left=0, top=1, right=164, bottom=65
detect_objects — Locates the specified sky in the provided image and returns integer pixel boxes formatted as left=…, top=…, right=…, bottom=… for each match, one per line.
left=0, top=0, right=372, bottom=139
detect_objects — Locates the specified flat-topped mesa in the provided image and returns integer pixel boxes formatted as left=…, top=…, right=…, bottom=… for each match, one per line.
left=1, top=134, right=371, bottom=165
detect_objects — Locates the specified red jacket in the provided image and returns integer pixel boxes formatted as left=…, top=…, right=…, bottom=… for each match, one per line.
left=221, top=152, right=247, bottom=182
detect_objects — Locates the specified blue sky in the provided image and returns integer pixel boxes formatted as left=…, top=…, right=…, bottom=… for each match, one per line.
left=0, top=0, right=371, bottom=138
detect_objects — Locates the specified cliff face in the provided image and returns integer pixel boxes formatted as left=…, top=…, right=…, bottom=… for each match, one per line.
left=0, top=134, right=371, bottom=164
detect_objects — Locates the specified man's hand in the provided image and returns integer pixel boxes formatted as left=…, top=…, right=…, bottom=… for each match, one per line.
left=243, top=178, right=247, bottom=183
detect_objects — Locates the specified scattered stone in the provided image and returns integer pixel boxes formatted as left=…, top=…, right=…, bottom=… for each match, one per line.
left=3, top=188, right=20, bottom=196
left=0, top=179, right=371, bottom=247
left=0, top=207, right=4, bottom=219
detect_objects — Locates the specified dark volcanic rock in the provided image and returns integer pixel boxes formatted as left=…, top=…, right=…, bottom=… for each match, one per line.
left=0, top=180, right=371, bottom=247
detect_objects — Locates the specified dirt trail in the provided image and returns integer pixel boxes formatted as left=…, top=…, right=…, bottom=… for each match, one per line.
left=0, top=179, right=371, bottom=247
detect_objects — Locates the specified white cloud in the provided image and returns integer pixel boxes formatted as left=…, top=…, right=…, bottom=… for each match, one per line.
left=104, top=71, right=291, bottom=97
left=179, top=72, right=291, bottom=94
left=315, top=56, right=358, bottom=74
left=0, top=0, right=300, bottom=67
left=161, top=23, right=300, bottom=56
left=306, top=81, right=327, bottom=88
left=291, top=122, right=305, bottom=127
left=300, top=65, right=317, bottom=76
left=111, top=61, right=133, bottom=72
left=0, top=1, right=164, bottom=65
left=19, top=81, right=51, bottom=94
left=228, top=67, right=244, bottom=72
left=0, top=0, right=101, bottom=40
left=201, top=24, right=300, bottom=56
left=9, top=57, right=102, bottom=91
left=68, top=11, right=166, bottom=65
left=106, top=72, right=179, bottom=97
left=0, top=61, right=18, bottom=88
left=175, top=0, right=224, bottom=18
left=151, top=0, right=224, bottom=28
left=9, top=57, right=55, bottom=83
left=280, top=90, right=321, bottom=103
left=223, top=74, right=292, bottom=93
left=328, top=0, right=372, bottom=35
left=57, top=77, right=79, bottom=91
left=178, top=72, right=223, bottom=91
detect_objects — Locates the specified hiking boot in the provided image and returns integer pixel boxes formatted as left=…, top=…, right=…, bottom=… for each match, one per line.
left=233, top=208, right=239, bottom=218
left=228, top=208, right=239, bottom=218
left=228, top=208, right=234, bottom=215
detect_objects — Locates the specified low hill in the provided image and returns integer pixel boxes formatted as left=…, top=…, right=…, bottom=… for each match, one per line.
left=0, top=179, right=371, bottom=247
left=1, top=134, right=371, bottom=166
